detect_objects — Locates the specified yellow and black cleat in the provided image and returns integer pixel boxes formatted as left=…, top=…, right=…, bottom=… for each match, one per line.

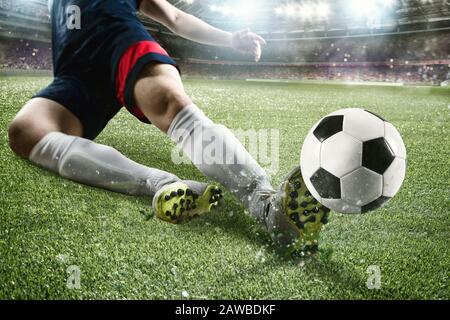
left=281, top=167, right=330, bottom=254
left=152, top=182, right=222, bottom=224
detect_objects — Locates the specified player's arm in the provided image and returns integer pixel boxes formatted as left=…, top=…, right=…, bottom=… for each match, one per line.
left=139, top=0, right=266, bottom=62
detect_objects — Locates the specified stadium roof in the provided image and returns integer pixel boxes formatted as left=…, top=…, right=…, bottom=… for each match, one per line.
left=1, top=0, right=450, bottom=41
left=158, top=0, right=450, bottom=38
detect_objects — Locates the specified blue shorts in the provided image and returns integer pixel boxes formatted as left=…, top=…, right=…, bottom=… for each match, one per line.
left=34, top=39, right=177, bottom=140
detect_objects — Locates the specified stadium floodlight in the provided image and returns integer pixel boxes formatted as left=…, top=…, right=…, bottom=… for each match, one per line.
left=221, top=5, right=230, bottom=15
left=381, top=0, right=396, bottom=7
left=285, top=4, right=297, bottom=17
left=275, top=1, right=330, bottom=20
left=209, top=1, right=258, bottom=18
left=209, top=4, right=234, bottom=16
left=236, top=0, right=258, bottom=19
left=349, top=0, right=396, bottom=18
left=349, top=0, right=377, bottom=17
left=316, top=2, right=330, bottom=19
left=299, top=3, right=314, bottom=19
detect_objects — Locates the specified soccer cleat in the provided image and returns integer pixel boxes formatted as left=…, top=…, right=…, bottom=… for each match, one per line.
left=265, top=166, right=330, bottom=256
left=152, top=181, right=222, bottom=224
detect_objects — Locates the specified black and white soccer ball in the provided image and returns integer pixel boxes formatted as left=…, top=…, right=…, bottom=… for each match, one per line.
left=300, top=108, right=407, bottom=214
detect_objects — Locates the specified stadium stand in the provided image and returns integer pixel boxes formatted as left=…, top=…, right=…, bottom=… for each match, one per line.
left=0, top=0, right=449, bottom=85
left=0, top=37, right=52, bottom=70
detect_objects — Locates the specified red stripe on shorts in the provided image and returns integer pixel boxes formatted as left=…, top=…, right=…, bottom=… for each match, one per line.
left=115, top=40, right=169, bottom=107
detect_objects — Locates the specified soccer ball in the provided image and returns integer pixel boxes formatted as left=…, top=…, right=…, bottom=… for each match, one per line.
left=300, top=108, right=406, bottom=214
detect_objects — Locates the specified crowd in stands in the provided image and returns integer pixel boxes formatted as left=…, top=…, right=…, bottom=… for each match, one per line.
left=0, top=37, right=52, bottom=70
left=161, top=31, right=450, bottom=64
left=178, top=62, right=450, bottom=85
left=1, top=35, right=448, bottom=84
left=1, top=30, right=448, bottom=84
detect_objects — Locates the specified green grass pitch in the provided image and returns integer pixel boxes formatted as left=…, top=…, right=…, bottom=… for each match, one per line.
left=0, top=76, right=449, bottom=299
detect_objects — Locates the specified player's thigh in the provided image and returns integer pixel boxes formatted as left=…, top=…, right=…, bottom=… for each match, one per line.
left=8, top=97, right=83, bottom=158
left=133, top=63, right=191, bottom=132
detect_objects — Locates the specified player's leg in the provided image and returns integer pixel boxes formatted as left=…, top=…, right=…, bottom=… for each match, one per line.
left=8, top=97, right=83, bottom=158
left=133, top=63, right=275, bottom=224
left=265, top=166, right=331, bottom=254
left=113, top=42, right=224, bottom=223
left=133, top=63, right=328, bottom=254
left=133, top=63, right=191, bottom=133
left=8, top=96, right=180, bottom=198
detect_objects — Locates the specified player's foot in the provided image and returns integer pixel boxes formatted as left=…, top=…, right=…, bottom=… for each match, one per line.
left=264, top=166, right=330, bottom=256
left=152, top=180, right=222, bottom=224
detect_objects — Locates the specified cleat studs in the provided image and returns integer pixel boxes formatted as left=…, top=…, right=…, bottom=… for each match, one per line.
left=173, top=204, right=178, bottom=210
left=323, top=207, right=331, bottom=213
left=321, top=217, right=329, bottom=225
left=307, top=216, right=316, bottom=223
left=165, top=211, right=171, bottom=216
left=186, top=189, right=193, bottom=196
left=170, top=191, right=177, bottom=198
left=296, top=221, right=305, bottom=230
left=180, top=199, right=185, bottom=204
left=177, top=189, right=185, bottom=196
left=312, top=207, right=320, bottom=213
left=291, top=213, right=304, bottom=230
left=289, top=201, right=299, bottom=210
left=312, top=199, right=318, bottom=205
left=164, top=195, right=171, bottom=201
left=294, top=182, right=302, bottom=189
left=301, top=202, right=308, bottom=208
left=290, top=191, right=298, bottom=199
left=304, top=191, right=312, bottom=197
left=290, top=212, right=300, bottom=222
left=303, top=210, right=310, bottom=216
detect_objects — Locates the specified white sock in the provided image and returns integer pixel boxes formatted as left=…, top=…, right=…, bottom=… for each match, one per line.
left=29, top=132, right=179, bottom=196
left=168, top=104, right=274, bottom=220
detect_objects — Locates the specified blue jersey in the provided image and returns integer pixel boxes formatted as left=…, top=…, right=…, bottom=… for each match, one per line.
left=36, top=0, right=177, bottom=140
left=49, top=0, right=149, bottom=76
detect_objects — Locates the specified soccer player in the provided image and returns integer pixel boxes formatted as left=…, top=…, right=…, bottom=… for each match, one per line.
left=7, top=0, right=329, bottom=254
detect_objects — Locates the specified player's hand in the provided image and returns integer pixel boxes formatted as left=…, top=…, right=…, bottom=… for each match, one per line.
left=231, top=29, right=266, bottom=62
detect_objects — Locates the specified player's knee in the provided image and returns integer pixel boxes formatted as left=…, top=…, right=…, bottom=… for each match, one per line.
left=137, top=69, right=189, bottom=110
left=135, top=65, right=192, bottom=131
left=155, top=81, right=190, bottom=116
left=7, top=118, right=48, bottom=158
left=8, top=118, right=28, bottom=157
